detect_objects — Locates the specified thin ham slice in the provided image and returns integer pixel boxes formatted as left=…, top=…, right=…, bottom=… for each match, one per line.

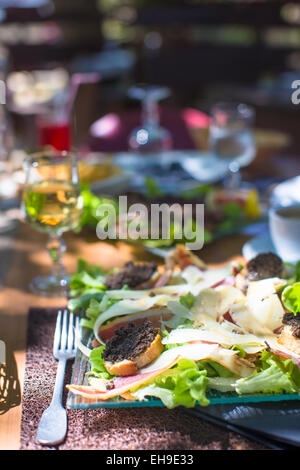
left=211, top=276, right=235, bottom=289
left=265, top=339, right=300, bottom=369
left=66, top=355, right=180, bottom=400
left=154, top=270, right=172, bottom=288
left=99, top=309, right=173, bottom=341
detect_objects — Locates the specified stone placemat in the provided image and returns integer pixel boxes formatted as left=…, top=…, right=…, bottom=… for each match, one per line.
left=20, top=308, right=268, bottom=450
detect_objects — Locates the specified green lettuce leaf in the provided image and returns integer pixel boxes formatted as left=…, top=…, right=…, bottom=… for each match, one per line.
left=80, top=186, right=118, bottom=229
left=87, top=346, right=113, bottom=380
left=198, top=360, right=235, bottom=378
left=281, top=282, right=300, bottom=315
left=207, top=377, right=237, bottom=392
left=68, top=292, right=105, bottom=313
left=70, top=259, right=107, bottom=297
left=132, top=358, right=209, bottom=408
left=181, top=184, right=213, bottom=200
left=81, top=295, right=122, bottom=329
left=144, top=177, right=164, bottom=197
left=180, top=292, right=196, bottom=309
left=235, top=351, right=300, bottom=395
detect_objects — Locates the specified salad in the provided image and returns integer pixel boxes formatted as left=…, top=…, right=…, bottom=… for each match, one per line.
left=79, top=182, right=262, bottom=249
left=67, top=246, right=300, bottom=409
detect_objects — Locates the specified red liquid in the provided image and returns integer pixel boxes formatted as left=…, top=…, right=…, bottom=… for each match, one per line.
left=38, top=122, right=71, bottom=151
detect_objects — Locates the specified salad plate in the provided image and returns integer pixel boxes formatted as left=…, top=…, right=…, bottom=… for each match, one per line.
left=67, top=330, right=300, bottom=409
left=66, top=245, right=300, bottom=410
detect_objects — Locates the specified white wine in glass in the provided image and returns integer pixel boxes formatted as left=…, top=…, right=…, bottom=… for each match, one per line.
left=22, top=151, right=83, bottom=297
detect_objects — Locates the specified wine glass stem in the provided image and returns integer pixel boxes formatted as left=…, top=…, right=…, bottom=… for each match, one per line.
left=142, top=98, right=159, bottom=128
left=47, top=235, right=66, bottom=281
left=226, top=161, right=241, bottom=190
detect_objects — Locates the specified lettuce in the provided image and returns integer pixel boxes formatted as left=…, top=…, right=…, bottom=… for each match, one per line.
left=81, top=296, right=121, bottom=329
left=208, top=377, right=237, bottom=392
left=87, top=346, right=113, bottom=380
left=132, top=359, right=209, bottom=408
left=198, top=360, right=235, bottom=378
left=281, top=282, right=300, bottom=315
left=68, top=292, right=105, bottom=313
left=70, top=259, right=107, bottom=297
left=180, top=292, right=196, bottom=309
left=80, top=187, right=118, bottom=229
left=235, top=351, right=300, bottom=395
left=144, top=177, right=164, bottom=197
left=284, top=260, right=300, bottom=283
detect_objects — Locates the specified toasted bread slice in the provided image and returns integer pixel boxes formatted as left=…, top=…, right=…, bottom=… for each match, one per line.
left=104, top=359, right=138, bottom=377
left=278, top=325, right=300, bottom=355
left=104, top=332, right=163, bottom=377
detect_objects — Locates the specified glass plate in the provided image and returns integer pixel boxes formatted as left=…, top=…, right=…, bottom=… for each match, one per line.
left=67, top=329, right=300, bottom=409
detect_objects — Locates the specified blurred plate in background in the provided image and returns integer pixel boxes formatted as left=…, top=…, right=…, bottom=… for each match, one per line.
left=270, top=176, right=300, bottom=208
left=242, top=232, right=276, bottom=260
left=113, top=150, right=228, bottom=194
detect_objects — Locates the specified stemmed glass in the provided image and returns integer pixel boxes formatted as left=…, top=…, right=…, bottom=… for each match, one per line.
left=22, top=151, right=83, bottom=297
left=0, top=106, right=18, bottom=233
left=128, top=84, right=173, bottom=153
left=209, top=102, right=256, bottom=189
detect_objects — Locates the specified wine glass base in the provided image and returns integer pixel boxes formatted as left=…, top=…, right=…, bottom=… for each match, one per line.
left=0, top=216, right=18, bottom=234
left=29, top=274, right=70, bottom=298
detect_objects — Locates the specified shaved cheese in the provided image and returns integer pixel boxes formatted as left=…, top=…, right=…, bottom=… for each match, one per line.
left=162, top=327, right=265, bottom=351
left=190, top=265, right=232, bottom=296
left=106, top=285, right=190, bottom=299
left=247, top=279, right=285, bottom=332
left=216, top=286, right=246, bottom=317
left=140, top=343, right=218, bottom=374
left=140, top=342, right=254, bottom=377
left=231, top=279, right=285, bottom=335
left=191, top=288, right=221, bottom=322
left=89, top=377, right=108, bottom=392
left=191, top=286, right=247, bottom=325
left=180, top=265, right=204, bottom=285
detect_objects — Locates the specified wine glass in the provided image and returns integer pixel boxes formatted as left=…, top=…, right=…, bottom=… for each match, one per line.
left=209, top=102, right=256, bottom=189
left=128, top=84, right=173, bottom=153
left=0, top=103, right=19, bottom=233
left=22, top=151, right=83, bottom=297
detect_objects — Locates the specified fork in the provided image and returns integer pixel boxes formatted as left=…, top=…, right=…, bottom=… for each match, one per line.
left=37, top=309, right=79, bottom=446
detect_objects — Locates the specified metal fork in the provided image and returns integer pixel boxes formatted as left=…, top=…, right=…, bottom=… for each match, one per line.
left=37, top=309, right=79, bottom=446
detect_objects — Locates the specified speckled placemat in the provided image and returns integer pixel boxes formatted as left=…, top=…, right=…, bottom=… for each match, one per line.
left=20, top=308, right=268, bottom=450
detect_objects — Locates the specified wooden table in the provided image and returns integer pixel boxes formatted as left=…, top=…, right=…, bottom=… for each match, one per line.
left=0, top=221, right=250, bottom=450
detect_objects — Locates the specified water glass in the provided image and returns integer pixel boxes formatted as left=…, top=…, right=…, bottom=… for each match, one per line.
left=209, top=102, right=256, bottom=189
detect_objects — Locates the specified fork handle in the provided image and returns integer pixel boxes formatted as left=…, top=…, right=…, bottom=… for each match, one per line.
left=37, top=358, right=67, bottom=446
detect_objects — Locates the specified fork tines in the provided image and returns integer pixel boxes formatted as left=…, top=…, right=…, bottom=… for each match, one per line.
left=53, top=309, right=79, bottom=356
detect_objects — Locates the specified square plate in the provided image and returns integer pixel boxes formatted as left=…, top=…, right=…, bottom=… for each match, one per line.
left=66, top=329, right=300, bottom=409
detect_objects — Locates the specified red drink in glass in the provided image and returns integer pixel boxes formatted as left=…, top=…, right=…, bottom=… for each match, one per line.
left=38, top=120, right=71, bottom=151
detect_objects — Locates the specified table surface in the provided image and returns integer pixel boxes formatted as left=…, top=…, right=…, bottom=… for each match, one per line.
left=0, top=221, right=250, bottom=450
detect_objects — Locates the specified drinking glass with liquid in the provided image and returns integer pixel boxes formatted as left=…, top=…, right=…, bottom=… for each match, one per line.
left=209, top=102, right=256, bottom=189
left=22, top=151, right=83, bottom=297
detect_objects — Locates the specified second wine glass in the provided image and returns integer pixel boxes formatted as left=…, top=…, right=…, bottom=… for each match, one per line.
left=22, top=151, right=83, bottom=297
left=128, top=84, right=173, bottom=153
left=209, top=102, right=256, bottom=190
